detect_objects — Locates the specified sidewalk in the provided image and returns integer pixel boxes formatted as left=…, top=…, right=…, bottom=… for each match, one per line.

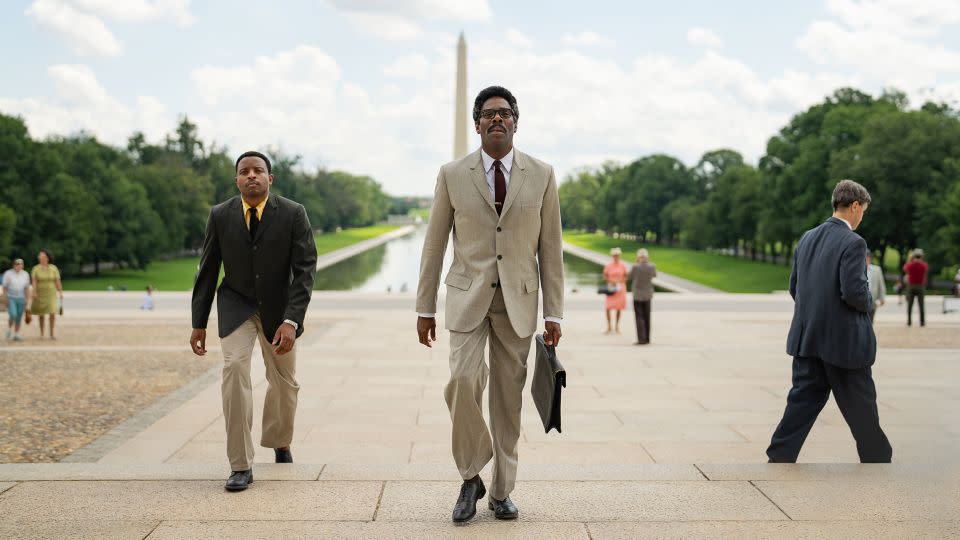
left=0, top=293, right=957, bottom=537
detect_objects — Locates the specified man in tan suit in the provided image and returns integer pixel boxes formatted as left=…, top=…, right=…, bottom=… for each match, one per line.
left=416, top=86, right=564, bottom=523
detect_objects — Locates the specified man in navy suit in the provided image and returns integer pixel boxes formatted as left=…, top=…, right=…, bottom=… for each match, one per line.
left=767, top=179, right=892, bottom=463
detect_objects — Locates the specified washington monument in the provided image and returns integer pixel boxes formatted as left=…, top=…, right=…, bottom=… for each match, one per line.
left=453, top=32, right=468, bottom=160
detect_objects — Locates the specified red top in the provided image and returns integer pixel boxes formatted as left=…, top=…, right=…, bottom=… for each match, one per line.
left=903, top=260, right=928, bottom=285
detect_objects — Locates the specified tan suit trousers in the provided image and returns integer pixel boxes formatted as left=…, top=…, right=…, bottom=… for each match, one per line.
left=445, top=289, right=532, bottom=500
left=220, top=313, right=299, bottom=471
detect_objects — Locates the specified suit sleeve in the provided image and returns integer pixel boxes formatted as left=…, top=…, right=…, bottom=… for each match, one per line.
left=283, top=204, right=318, bottom=329
left=416, top=168, right=454, bottom=314
left=538, top=166, right=564, bottom=320
left=839, top=236, right=872, bottom=313
left=192, top=209, right=222, bottom=329
left=789, top=244, right=799, bottom=301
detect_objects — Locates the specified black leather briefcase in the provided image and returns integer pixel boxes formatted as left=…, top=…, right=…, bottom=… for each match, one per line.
left=532, top=334, right=566, bottom=433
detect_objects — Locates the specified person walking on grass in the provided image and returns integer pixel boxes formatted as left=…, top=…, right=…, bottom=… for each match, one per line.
left=630, top=248, right=656, bottom=344
left=903, top=249, right=928, bottom=327
left=190, top=151, right=318, bottom=492
left=767, top=179, right=891, bottom=464
left=30, top=249, right=62, bottom=340
left=2, top=258, right=31, bottom=341
left=603, top=247, right=628, bottom=334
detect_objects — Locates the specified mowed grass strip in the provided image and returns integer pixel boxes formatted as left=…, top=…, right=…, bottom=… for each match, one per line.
left=564, top=231, right=791, bottom=293
left=63, top=224, right=401, bottom=291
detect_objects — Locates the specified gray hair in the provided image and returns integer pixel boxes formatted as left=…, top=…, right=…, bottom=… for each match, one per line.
left=832, top=179, right=872, bottom=210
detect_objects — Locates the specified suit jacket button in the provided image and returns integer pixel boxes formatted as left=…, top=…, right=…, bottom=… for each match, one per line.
left=497, top=255, right=503, bottom=260
left=491, top=283, right=497, bottom=288
left=253, top=246, right=258, bottom=251
left=497, top=227, right=502, bottom=232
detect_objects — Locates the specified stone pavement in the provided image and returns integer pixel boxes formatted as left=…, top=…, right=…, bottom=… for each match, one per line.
left=0, top=291, right=957, bottom=538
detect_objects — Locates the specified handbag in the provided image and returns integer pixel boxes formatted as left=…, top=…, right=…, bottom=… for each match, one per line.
left=597, top=283, right=619, bottom=295
left=531, top=334, right=566, bottom=433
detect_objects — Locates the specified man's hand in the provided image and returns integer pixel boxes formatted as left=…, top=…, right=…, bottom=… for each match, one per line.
left=189, top=328, right=207, bottom=356
left=417, top=316, right=436, bottom=348
left=272, top=323, right=296, bottom=355
left=543, top=321, right=562, bottom=347
left=879, top=299, right=885, bottom=307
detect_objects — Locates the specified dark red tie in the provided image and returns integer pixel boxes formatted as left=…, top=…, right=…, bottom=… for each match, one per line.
left=493, top=160, right=506, bottom=215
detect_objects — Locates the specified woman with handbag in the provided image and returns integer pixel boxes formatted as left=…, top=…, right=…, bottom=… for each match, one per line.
left=30, top=249, right=63, bottom=340
left=602, top=247, right=628, bottom=334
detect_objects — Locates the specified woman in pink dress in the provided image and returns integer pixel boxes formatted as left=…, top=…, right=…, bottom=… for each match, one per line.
left=603, top=247, right=628, bottom=333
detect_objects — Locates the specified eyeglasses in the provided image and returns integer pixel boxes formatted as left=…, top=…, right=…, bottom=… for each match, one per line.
left=479, top=108, right=515, bottom=120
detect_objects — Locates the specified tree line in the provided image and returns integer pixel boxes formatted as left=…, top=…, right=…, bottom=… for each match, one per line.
left=0, top=115, right=392, bottom=274
left=559, top=88, right=960, bottom=279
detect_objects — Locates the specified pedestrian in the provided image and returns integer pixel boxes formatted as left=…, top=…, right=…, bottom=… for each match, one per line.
left=190, top=150, right=318, bottom=492
left=629, top=248, right=657, bottom=344
left=416, top=85, right=563, bottom=523
left=2, top=258, right=31, bottom=341
left=141, top=285, right=155, bottom=311
left=865, top=251, right=885, bottom=324
left=953, top=267, right=959, bottom=298
left=767, top=179, right=891, bottom=464
left=603, top=247, right=628, bottom=334
left=30, top=249, right=62, bottom=340
left=903, top=248, right=928, bottom=327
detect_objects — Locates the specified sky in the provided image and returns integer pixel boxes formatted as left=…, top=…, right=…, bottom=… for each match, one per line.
left=3, top=0, right=960, bottom=196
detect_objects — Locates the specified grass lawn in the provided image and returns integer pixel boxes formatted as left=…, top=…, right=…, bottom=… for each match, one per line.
left=64, top=224, right=400, bottom=291
left=564, top=231, right=792, bottom=293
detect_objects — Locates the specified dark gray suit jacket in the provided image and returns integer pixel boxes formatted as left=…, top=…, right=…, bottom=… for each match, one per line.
left=786, top=217, right=875, bottom=369
left=191, top=194, right=317, bottom=339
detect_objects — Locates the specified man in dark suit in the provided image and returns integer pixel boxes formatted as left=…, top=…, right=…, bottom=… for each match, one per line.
left=767, top=179, right=892, bottom=463
left=190, top=151, right=317, bottom=491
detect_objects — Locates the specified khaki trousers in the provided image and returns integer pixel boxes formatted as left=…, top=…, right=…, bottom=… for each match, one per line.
left=220, top=314, right=299, bottom=471
left=445, top=289, right=532, bottom=500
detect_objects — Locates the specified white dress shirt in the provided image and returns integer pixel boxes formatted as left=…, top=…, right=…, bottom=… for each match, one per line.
left=419, top=148, right=561, bottom=325
left=837, top=216, right=853, bottom=230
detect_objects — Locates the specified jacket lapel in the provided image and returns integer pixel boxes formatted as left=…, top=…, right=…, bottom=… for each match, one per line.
left=467, top=150, right=497, bottom=214
left=252, top=194, right=277, bottom=244
left=229, top=197, right=251, bottom=244
left=499, top=150, right=528, bottom=220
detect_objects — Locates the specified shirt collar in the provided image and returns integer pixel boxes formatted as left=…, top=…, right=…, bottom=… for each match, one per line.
left=242, top=194, right=269, bottom=216
left=838, top=217, right=852, bottom=230
left=481, top=148, right=514, bottom=175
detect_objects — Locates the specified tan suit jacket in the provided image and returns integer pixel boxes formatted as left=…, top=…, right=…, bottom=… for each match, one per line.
left=417, top=148, right=564, bottom=338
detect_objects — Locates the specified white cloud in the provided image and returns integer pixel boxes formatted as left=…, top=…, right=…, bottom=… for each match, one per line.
left=505, top=29, right=534, bottom=48
left=384, top=54, right=431, bottom=78
left=797, top=0, right=960, bottom=89
left=561, top=31, right=614, bottom=47
left=69, top=0, right=195, bottom=25
left=327, top=0, right=491, bottom=21
left=0, top=64, right=170, bottom=143
left=686, top=27, right=723, bottom=49
left=329, top=0, right=490, bottom=41
left=344, top=12, right=423, bottom=40
left=26, top=0, right=122, bottom=56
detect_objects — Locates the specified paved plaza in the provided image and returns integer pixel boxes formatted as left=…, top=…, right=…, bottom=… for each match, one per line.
left=0, top=290, right=958, bottom=538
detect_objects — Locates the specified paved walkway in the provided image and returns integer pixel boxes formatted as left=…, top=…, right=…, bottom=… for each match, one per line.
left=0, top=292, right=957, bottom=537
left=563, top=242, right=720, bottom=293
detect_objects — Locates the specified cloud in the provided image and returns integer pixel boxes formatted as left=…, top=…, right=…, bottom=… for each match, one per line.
left=383, top=54, right=431, bottom=78
left=68, top=0, right=195, bottom=25
left=26, top=0, right=122, bottom=56
left=343, top=12, right=423, bottom=40
left=505, top=29, right=534, bottom=48
left=327, top=0, right=490, bottom=21
left=561, top=31, right=614, bottom=47
left=797, top=0, right=960, bottom=89
left=0, top=64, right=170, bottom=143
left=329, top=0, right=490, bottom=41
left=686, top=27, right=723, bottom=49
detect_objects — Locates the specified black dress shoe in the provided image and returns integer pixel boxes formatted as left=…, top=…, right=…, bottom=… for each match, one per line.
left=488, top=495, right=519, bottom=519
left=452, top=476, right=486, bottom=523
left=275, top=447, right=293, bottom=463
left=225, top=469, right=252, bottom=491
